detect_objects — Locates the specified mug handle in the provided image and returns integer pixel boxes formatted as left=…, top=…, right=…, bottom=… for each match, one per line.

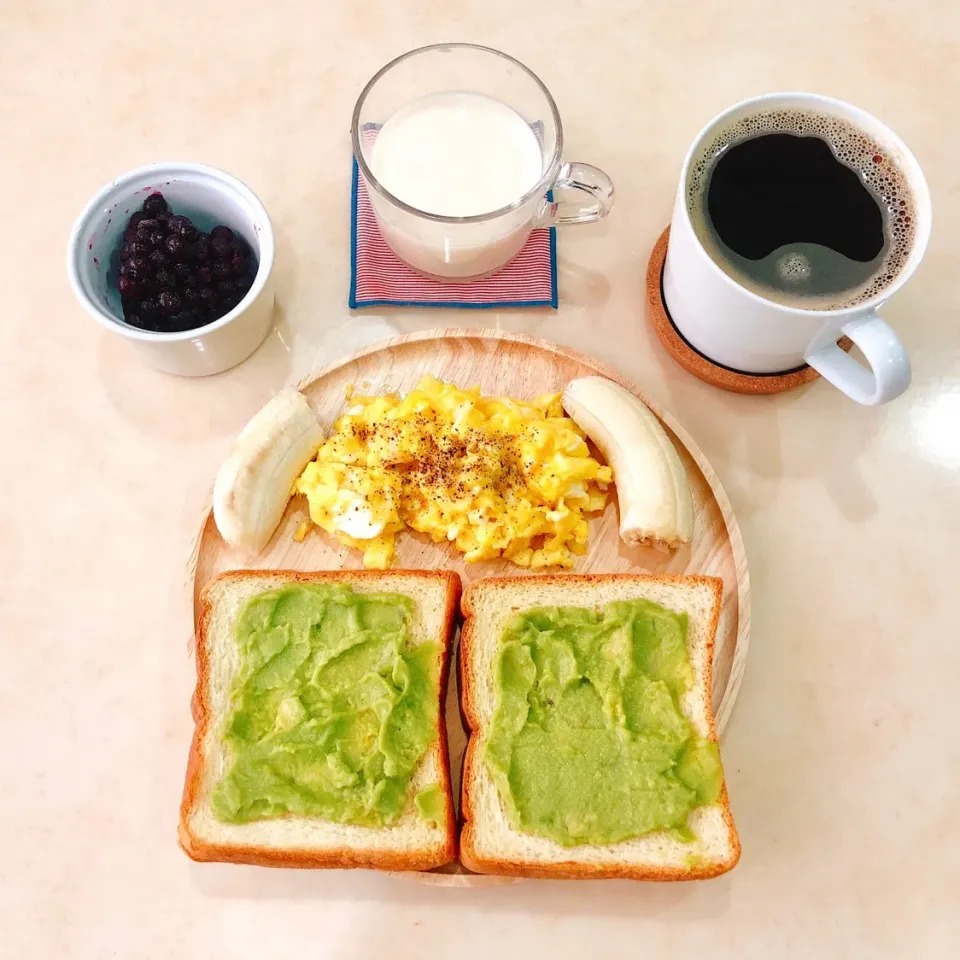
left=536, top=162, right=615, bottom=226
left=804, top=312, right=911, bottom=405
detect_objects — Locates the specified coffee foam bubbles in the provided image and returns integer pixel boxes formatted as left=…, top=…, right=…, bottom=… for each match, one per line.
left=776, top=251, right=812, bottom=285
left=687, top=108, right=915, bottom=308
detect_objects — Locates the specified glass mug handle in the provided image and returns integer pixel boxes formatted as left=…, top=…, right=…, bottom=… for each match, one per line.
left=535, top=162, right=615, bottom=226
left=804, top=312, right=911, bottom=405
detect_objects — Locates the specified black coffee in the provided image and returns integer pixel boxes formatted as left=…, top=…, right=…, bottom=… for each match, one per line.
left=687, top=110, right=915, bottom=309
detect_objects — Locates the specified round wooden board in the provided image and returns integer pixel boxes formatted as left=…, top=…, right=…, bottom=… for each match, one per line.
left=191, top=328, right=751, bottom=886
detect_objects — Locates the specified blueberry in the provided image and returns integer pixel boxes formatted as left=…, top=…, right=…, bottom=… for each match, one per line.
left=136, top=217, right=160, bottom=233
left=155, top=268, right=176, bottom=288
left=191, top=237, right=210, bottom=262
left=211, top=225, right=234, bottom=241
left=174, top=261, right=194, bottom=283
left=139, top=296, right=161, bottom=318
left=182, top=285, right=200, bottom=306
left=159, top=290, right=182, bottom=314
left=124, top=312, right=141, bottom=327
left=198, top=286, right=217, bottom=309
left=121, top=256, right=149, bottom=278
left=138, top=315, right=165, bottom=332
left=143, top=192, right=168, bottom=217
left=148, top=249, right=169, bottom=269
left=230, top=251, right=247, bottom=277
left=213, top=259, right=233, bottom=279
left=166, top=215, right=192, bottom=236
left=165, top=234, right=186, bottom=258
left=235, top=274, right=253, bottom=297
left=211, top=236, right=233, bottom=260
left=118, top=275, right=137, bottom=295
left=129, top=211, right=147, bottom=228
left=195, top=264, right=212, bottom=284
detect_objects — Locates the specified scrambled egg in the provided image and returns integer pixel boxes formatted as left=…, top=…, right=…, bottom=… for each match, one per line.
left=295, top=375, right=611, bottom=569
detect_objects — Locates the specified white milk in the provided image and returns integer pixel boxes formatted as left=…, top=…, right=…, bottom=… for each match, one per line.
left=366, top=92, right=546, bottom=278
left=371, top=92, right=542, bottom=217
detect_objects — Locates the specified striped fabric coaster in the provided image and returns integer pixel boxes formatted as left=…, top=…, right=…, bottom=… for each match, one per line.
left=349, top=157, right=558, bottom=309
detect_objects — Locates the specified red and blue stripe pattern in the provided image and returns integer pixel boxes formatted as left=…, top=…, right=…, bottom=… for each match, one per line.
left=349, top=157, right=558, bottom=309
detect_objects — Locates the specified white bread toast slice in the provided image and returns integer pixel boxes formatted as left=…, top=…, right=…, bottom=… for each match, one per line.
left=459, top=574, right=740, bottom=880
left=180, top=569, right=460, bottom=871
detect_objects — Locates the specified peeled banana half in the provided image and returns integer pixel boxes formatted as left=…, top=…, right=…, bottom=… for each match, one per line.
left=213, top=388, right=325, bottom=554
left=561, top=376, right=693, bottom=548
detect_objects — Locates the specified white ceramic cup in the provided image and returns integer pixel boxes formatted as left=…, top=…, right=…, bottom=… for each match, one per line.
left=67, top=162, right=275, bottom=377
left=663, top=93, right=931, bottom=405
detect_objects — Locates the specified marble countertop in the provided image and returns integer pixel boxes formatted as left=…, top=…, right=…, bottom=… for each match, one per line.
left=2, top=1, right=957, bottom=957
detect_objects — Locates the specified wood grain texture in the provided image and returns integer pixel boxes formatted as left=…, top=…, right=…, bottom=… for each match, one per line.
left=190, top=328, right=751, bottom=882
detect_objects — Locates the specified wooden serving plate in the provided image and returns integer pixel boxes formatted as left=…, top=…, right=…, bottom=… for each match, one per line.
left=190, top=328, right=750, bottom=885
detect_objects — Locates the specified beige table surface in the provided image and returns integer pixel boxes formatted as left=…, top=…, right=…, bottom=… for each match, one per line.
left=2, top=1, right=959, bottom=957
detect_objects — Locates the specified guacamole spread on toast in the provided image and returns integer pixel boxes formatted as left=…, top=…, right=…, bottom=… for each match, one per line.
left=211, top=583, right=440, bottom=828
left=484, top=599, right=723, bottom=847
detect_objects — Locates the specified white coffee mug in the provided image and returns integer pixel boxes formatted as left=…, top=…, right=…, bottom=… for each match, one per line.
left=663, top=93, right=931, bottom=405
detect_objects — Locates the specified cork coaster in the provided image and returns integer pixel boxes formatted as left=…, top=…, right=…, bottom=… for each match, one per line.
left=645, top=227, right=851, bottom=395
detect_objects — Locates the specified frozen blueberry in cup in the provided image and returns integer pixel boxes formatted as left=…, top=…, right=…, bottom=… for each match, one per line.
left=114, top=192, right=258, bottom=333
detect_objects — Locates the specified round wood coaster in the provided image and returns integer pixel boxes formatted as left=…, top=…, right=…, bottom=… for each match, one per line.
left=645, top=227, right=851, bottom=395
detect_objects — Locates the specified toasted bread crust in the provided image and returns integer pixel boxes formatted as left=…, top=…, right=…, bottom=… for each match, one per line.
left=179, top=568, right=461, bottom=871
left=458, top=573, right=741, bottom=880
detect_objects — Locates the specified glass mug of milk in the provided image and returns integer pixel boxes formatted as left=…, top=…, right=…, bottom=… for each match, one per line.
left=352, top=43, right=615, bottom=280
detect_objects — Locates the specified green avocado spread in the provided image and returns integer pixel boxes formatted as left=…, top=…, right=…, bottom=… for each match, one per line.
left=211, top=583, right=441, bottom=828
left=413, top=783, right=447, bottom=828
left=484, top=599, right=723, bottom=847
